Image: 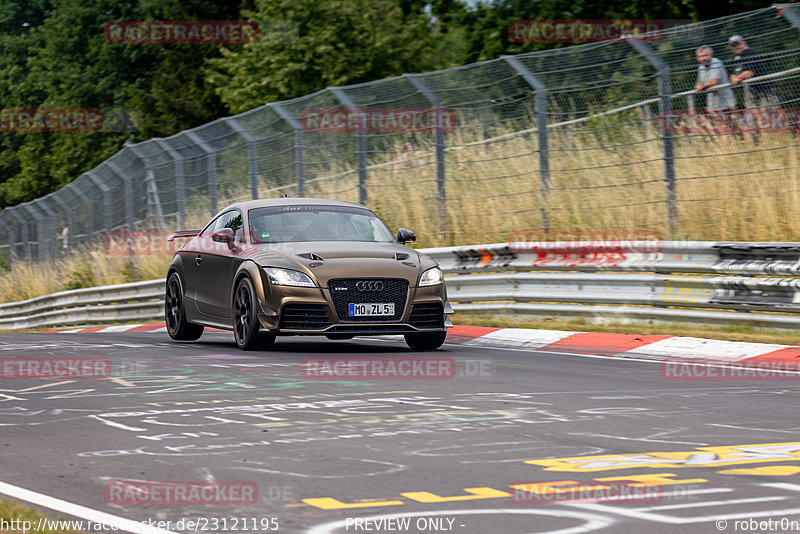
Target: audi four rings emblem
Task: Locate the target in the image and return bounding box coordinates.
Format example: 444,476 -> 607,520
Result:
356,281 -> 384,291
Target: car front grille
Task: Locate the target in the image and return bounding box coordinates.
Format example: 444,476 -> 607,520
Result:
279,304 -> 330,330
328,278 -> 409,322
408,303 -> 444,329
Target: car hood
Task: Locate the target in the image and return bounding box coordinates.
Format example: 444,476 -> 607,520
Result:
245,241 -> 436,287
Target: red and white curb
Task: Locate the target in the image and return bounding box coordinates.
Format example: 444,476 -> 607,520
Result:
39,323 -> 800,365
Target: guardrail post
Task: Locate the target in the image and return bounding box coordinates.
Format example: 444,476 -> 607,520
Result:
152,139 -> 186,227
184,131 -> 219,214
405,74 -> 449,241
86,170 -> 113,234
330,87 -> 368,205
626,37 -> 678,237
502,56 -> 550,231
222,118 -> 260,200
268,103 -> 306,197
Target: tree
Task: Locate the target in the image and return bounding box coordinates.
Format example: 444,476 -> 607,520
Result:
0,0 -> 243,208
206,0 -> 438,112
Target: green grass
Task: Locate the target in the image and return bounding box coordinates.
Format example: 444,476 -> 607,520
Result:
0,499 -> 87,534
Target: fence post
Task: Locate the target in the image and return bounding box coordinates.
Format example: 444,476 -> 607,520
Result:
222,118 -> 260,200
626,37 -> 678,237
69,181 -> 94,241
86,170 -> 113,234
184,131 -> 219,214
330,87 -> 368,205
6,208 -> 27,260
106,160 -> 135,231
405,74 -> 449,241
50,193 -> 72,255
22,202 -> 47,263
502,56 -> 550,231
125,143 -> 167,231
778,5 -> 800,31
268,103 -> 306,197
152,139 -> 186,227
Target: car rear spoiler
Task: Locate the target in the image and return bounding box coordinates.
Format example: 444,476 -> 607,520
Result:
166,230 -> 201,241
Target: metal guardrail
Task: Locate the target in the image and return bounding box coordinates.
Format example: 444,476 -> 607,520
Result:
0,280 -> 164,330
4,241 -> 800,330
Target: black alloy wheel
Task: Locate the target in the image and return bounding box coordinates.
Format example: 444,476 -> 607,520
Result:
165,273 -> 204,341
233,277 -> 275,350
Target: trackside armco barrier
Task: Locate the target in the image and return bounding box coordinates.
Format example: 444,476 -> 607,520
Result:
5,241 -> 800,330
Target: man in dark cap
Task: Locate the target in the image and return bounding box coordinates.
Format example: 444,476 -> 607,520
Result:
729,35 -> 780,135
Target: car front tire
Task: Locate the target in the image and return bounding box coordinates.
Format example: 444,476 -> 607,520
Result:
165,273 -> 204,341
233,277 -> 275,350
404,331 -> 447,351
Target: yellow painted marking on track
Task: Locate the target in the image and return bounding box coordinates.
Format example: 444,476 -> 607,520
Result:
525,442 -> 800,472
718,465 -> 800,476
400,487 -> 510,503
301,497 -> 404,510
594,473 -> 707,486
0,380 -> 75,393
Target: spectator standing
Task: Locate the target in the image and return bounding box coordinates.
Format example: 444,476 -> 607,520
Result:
695,46 -> 736,133
728,35 -> 779,107
729,35 -> 780,137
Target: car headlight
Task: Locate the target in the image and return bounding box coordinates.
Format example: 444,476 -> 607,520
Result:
419,267 -> 443,286
265,268 -> 316,287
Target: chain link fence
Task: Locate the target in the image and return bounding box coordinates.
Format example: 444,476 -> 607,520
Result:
1,5 -> 800,264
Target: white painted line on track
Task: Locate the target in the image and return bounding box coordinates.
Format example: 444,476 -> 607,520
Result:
0,480 -> 179,534
307,508 -> 613,534
625,337 -> 787,361
98,324 -> 145,333
639,496 -> 787,511
466,328 -> 581,349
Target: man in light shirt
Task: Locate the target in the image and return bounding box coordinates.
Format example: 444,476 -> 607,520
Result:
695,46 -> 736,134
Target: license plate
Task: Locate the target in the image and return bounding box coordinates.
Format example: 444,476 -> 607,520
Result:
349,303 -> 394,316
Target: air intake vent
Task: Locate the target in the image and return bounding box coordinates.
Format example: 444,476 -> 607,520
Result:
408,303 -> 444,329
395,253 -> 410,260
279,304 -> 330,330
297,253 -> 325,261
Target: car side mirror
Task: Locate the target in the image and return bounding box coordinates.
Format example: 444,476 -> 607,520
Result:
396,228 -> 416,245
211,228 -> 236,249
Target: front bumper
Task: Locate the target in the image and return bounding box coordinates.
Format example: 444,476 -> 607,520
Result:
257,282 -> 450,335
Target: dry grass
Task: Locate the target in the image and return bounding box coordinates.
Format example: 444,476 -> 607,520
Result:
0,244 -> 172,303
1,117 -> 799,302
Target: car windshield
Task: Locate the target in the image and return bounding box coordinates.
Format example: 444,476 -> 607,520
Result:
248,205 -> 395,243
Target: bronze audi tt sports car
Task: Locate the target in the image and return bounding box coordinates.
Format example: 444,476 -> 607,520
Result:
165,198 -> 453,350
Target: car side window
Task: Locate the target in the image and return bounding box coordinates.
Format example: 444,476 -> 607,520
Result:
199,210 -> 244,241
216,210 -> 244,242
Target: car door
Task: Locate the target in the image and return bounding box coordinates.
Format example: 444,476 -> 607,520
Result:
195,209 -> 243,318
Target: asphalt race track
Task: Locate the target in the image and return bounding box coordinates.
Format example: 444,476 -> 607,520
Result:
1,330 -> 800,534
